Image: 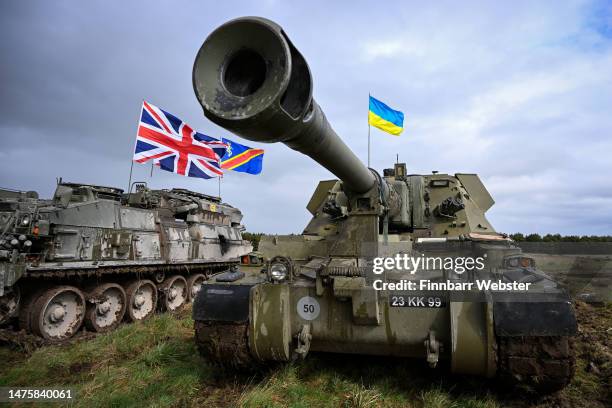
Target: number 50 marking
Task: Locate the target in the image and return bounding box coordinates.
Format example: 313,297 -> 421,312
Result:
297,296 -> 320,320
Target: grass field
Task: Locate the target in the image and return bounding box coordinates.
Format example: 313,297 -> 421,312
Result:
0,302 -> 609,408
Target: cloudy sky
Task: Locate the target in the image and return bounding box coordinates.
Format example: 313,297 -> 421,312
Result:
1,0 -> 611,235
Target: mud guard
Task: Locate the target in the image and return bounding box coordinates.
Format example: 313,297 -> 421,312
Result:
193,284 -> 254,323
493,292 -> 577,337
249,283 -> 292,362
192,282 -> 293,363
449,300 -> 497,377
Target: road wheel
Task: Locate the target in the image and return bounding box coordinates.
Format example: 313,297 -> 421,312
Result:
18,287 -> 46,333
85,283 -> 126,332
186,274 -> 207,302
31,286 -> 85,341
125,280 -> 157,322
159,275 -> 188,311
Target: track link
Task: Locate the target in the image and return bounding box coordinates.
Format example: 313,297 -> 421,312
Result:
194,321 -> 254,367
498,336 -> 575,393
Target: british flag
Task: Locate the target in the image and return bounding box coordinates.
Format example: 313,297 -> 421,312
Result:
133,101 -> 227,179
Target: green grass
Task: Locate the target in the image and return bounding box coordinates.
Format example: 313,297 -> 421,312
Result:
0,303 -> 608,407
0,308 -> 213,407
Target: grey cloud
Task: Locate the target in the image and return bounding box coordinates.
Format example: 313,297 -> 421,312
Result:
0,0 -> 611,235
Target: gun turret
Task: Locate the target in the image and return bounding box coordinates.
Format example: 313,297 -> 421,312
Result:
192,17 -> 375,194
192,17 -> 498,239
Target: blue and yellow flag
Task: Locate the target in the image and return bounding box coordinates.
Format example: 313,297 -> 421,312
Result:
220,138 -> 264,175
368,96 -> 404,136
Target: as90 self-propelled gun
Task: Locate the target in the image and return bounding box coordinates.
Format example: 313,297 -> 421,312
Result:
0,182 -> 252,340
191,17 -> 577,392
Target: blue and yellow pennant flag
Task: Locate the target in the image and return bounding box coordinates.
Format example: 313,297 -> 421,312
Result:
220,138 -> 264,175
368,96 -> 404,136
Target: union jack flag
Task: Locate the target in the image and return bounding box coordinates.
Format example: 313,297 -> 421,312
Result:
133,101 -> 227,179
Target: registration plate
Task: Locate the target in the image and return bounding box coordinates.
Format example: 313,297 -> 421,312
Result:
390,295 -> 446,308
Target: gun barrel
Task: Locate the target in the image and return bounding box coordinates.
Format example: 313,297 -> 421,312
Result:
192,17 -> 375,193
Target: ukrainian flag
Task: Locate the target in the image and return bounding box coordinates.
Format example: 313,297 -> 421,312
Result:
368,96 -> 404,136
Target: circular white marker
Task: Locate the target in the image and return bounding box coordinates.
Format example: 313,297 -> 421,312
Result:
297,296 -> 320,321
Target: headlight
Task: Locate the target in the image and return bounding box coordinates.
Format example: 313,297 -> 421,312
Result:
21,215 -> 30,226
505,256 -> 535,269
267,256 -> 294,283
270,263 -> 288,282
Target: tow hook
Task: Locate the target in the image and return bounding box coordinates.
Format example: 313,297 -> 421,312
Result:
294,324 -> 312,359
425,330 -> 442,368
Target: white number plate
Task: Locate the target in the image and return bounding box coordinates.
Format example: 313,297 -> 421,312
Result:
390,295 -> 446,308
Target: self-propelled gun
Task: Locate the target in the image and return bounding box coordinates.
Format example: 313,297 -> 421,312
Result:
191,17 -> 577,392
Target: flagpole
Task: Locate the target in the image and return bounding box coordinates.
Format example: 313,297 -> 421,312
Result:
367,93 -> 371,168
127,161 -> 134,195
368,124 -> 371,168
218,176 -> 221,199
127,100 -> 145,197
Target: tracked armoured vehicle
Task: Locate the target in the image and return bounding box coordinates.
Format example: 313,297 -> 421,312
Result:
0,181 -> 252,340
191,17 -> 577,392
